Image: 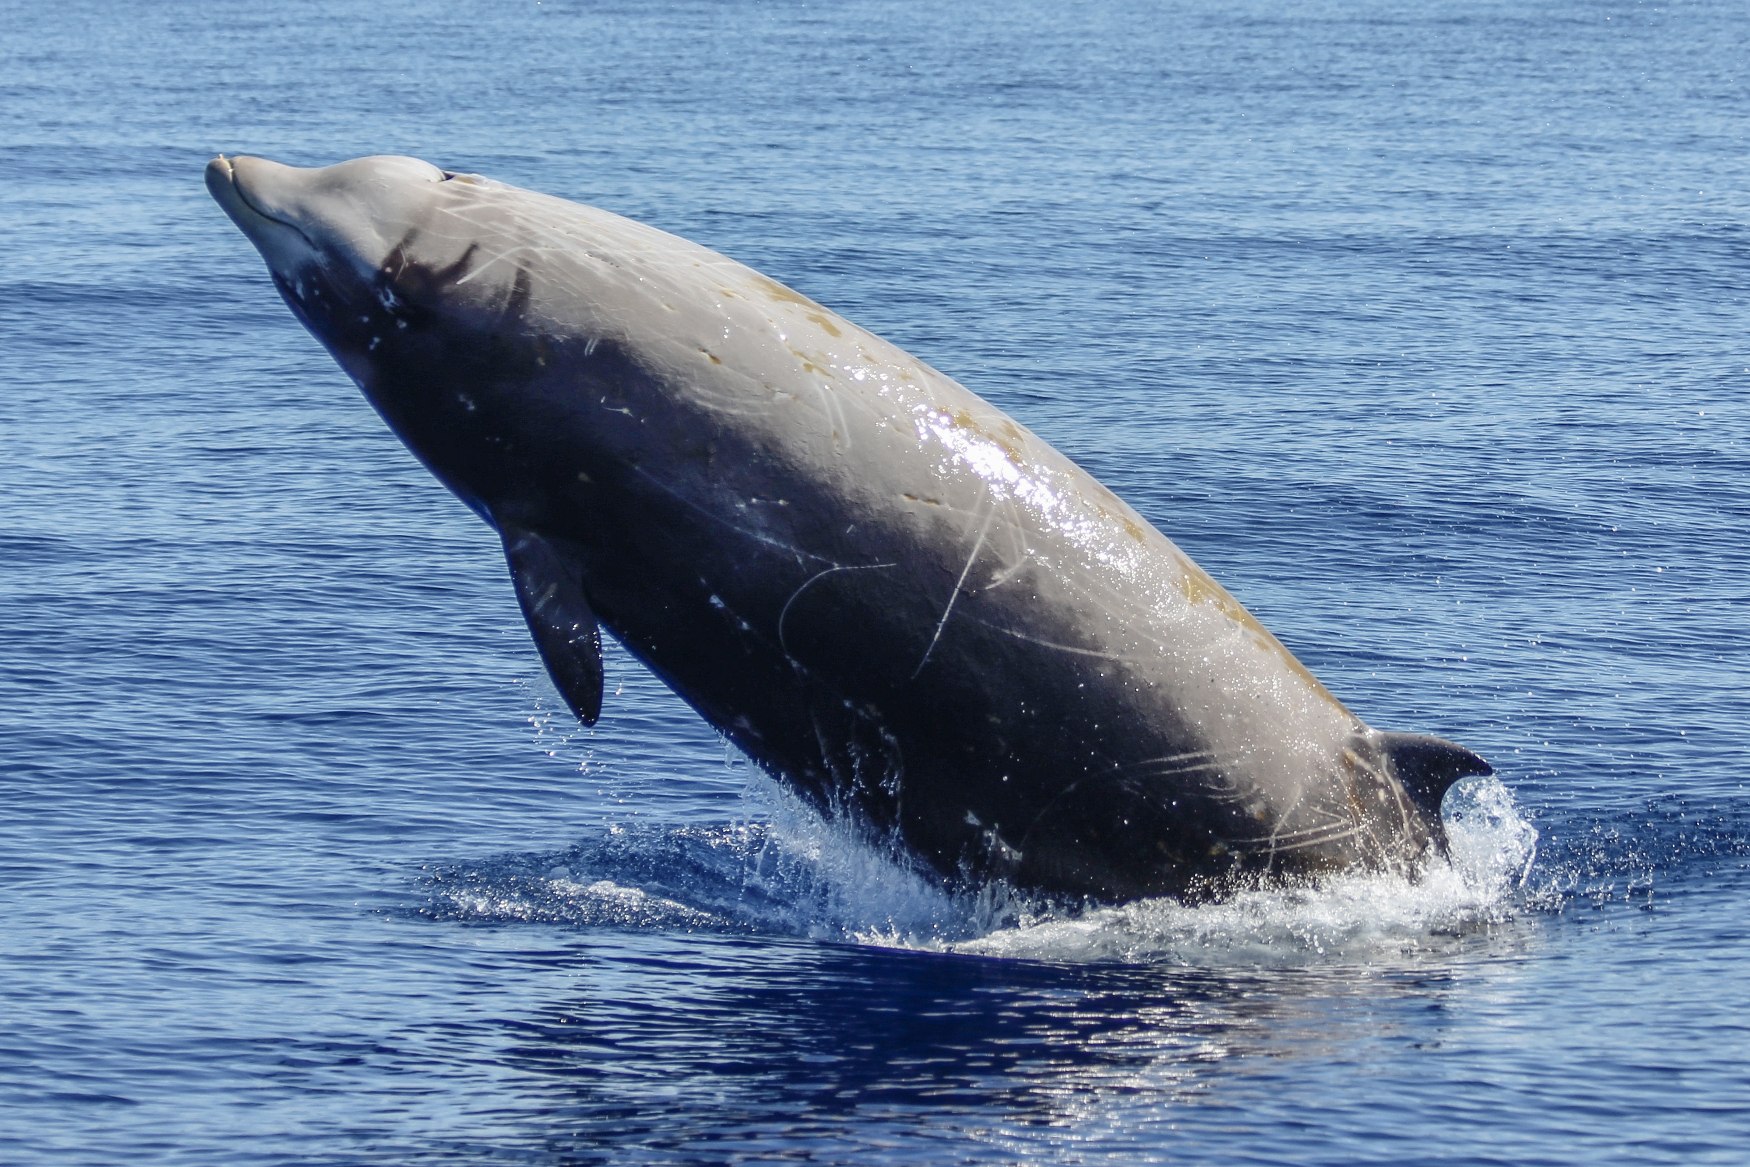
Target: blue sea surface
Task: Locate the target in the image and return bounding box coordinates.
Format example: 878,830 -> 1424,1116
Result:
3,0 -> 1748,1163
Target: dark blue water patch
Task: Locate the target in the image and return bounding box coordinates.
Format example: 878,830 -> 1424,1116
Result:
0,532 -> 108,566
283,921 -> 1571,1167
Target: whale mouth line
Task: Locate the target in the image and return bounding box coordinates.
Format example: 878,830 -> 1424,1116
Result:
208,154 -> 321,257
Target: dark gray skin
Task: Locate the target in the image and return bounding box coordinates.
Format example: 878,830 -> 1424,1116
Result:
208,154 -> 1492,903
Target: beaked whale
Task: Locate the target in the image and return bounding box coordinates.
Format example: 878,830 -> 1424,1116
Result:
207,153 -> 1492,903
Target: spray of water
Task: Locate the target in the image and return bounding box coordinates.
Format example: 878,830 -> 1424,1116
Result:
955,776 -> 1539,963
421,772 -> 1541,965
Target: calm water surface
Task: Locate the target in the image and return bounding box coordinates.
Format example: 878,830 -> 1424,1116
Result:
3,1 -> 1747,1163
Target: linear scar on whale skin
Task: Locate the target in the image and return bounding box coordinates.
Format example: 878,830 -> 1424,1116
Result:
207,153 -> 1494,903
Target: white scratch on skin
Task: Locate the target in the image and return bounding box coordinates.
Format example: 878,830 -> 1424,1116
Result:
807,711 -> 840,784
448,241 -> 524,285
626,464 -> 832,564
1248,816 -> 1364,862
957,614 -> 1133,664
801,371 -> 852,453
778,562 -> 897,659
1124,752 -> 1225,778
1128,749 -> 1217,767
911,504 -> 997,679
973,496 -> 1034,590
1343,744 -> 1421,843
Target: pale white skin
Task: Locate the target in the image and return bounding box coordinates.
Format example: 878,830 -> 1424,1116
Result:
210,155 -> 1479,899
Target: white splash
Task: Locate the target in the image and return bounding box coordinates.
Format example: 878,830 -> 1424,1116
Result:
732,779 -> 1000,945
424,772 -> 1539,967
947,775 -> 1538,964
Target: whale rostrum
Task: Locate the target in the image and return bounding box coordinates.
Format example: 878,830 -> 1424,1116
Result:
208,154 -> 1492,902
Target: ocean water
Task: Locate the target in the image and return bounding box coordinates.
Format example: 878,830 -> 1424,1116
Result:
3,0 -> 1747,1163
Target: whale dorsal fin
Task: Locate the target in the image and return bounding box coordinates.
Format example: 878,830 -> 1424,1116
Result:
500,526 -> 603,726
1378,731 -> 1493,819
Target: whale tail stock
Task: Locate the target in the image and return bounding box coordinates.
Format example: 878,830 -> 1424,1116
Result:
1376,730 -> 1494,822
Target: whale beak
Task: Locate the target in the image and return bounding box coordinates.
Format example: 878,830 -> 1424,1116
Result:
205,153 -> 235,198
206,154 -> 253,231
206,154 -> 282,229
206,154 -> 323,277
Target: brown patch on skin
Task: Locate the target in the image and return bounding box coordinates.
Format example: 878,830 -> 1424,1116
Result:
752,275 -> 821,308
1179,566 -> 1261,633
991,423 -> 1027,464
1178,565 -> 1351,713
901,492 -> 944,506
938,406 -> 1029,466
786,344 -> 832,379
749,276 -> 845,338
1089,485 -> 1148,544
700,350 -> 723,365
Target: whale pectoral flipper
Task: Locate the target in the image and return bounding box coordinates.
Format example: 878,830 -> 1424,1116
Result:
500,526 -> 604,726
1377,731 -> 1493,819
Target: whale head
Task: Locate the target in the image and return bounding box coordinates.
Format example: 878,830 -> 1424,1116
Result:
207,154 -> 449,277
206,154 -> 505,381
208,153 -> 550,521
